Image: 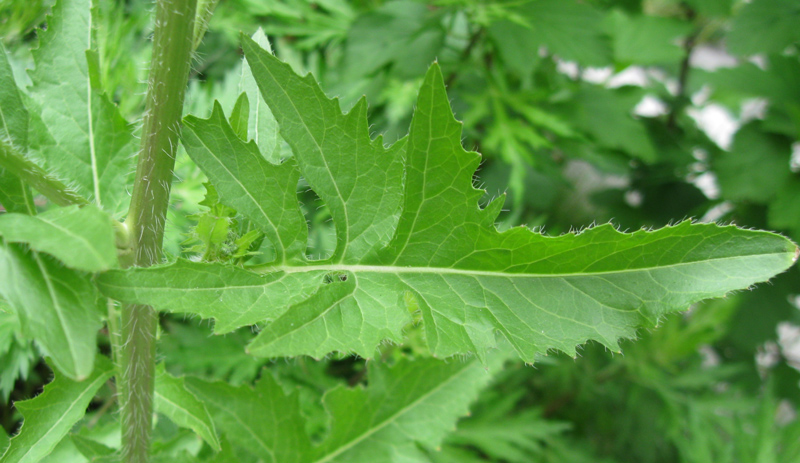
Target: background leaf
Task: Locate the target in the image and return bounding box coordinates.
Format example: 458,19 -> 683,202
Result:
0,356 -> 112,463
0,205 -> 117,272
186,355 -> 503,463
154,364 -> 220,451
0,242 -> 103,380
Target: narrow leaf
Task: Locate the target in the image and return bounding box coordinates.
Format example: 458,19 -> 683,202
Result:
0,242 -> 103,380
0,356 -> 113,463
154,364 -> 221,451
0,204 -> 117,272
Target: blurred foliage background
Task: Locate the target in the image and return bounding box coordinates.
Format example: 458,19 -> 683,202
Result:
2,0 -> 800,461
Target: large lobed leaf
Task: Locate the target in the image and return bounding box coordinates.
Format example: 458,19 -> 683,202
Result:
97,36 -> 800,363
186,355 -> 503,463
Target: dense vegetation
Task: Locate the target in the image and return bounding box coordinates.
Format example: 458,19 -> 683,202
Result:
1,0 -> 799,462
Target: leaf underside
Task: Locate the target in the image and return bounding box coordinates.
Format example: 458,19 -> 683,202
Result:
96,36 -> 800,363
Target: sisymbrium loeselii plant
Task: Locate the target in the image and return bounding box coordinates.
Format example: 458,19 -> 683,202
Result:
0,0 -> 798,462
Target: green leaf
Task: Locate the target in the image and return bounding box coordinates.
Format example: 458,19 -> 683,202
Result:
769,180 -> 800,240
97,41 -> 799,363
0,168 -> 35,215
0,356 -> 113,463
0,43 -> 34,215
186,356 -> 502,462
505,0 -> 612,66
727,0 -> 800,56
228,92 -> 250,140
0,204 -> 118,272
159,320 -> 263,385
182,102 -> 308,263
0,139 -> 89,208
685,0 -> 732,17
243,35 -> 407,264
204,436 -> 237,463
605,10 -> 692,66
26,0 -> 135,214
185,370 -> 310,462
559,85 -> 657,162
343,1 -> 445,80
0,310 -> 36,402
0,43 -> 27,149
714,123 -> 792,203
0,242 -> 103,380
154,364 -> 221,451
70,435 -> 116,461
239,29 -> 281,163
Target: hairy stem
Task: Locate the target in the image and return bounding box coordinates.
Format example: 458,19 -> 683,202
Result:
119,0 -> 196,461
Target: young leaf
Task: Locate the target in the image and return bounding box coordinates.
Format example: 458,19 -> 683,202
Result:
0,242 -> 103,380
0,204 -> 118,272
26,0 -> 135,214
154,364 -> 220,451
97,39 -> 799,363
0,356 -> 113,463
186,356 -> 502,462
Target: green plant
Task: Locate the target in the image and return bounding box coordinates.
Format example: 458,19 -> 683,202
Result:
0,1 -> 798,462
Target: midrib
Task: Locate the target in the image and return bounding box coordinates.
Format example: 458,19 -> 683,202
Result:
263,252 -> 785,279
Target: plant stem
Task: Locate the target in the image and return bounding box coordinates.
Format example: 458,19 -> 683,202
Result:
119,0 -> 196,461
